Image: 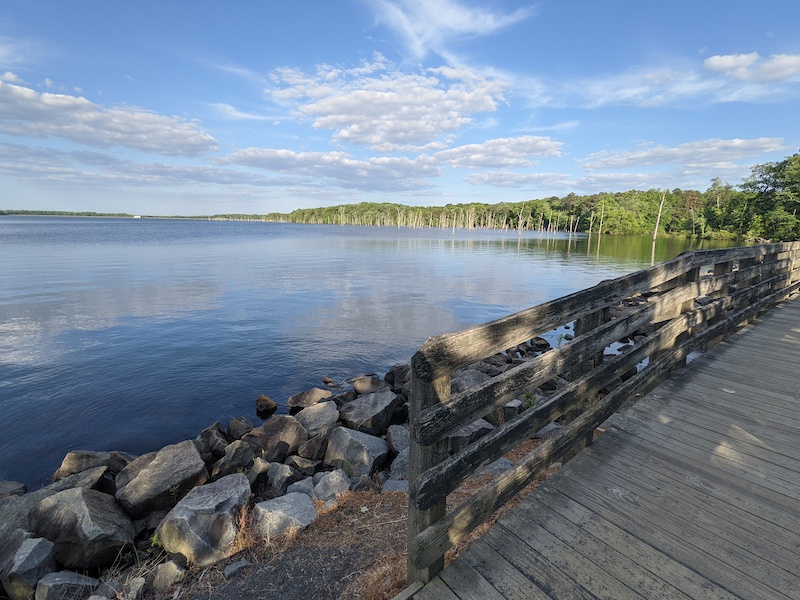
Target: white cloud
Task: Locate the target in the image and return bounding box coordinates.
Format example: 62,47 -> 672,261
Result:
268,56 -> 508,152
582,138 -> 787,172
368,0 -> 534,61
220,147 -> 441,192
212,103 -> 277,121
705,53 -> 800,83
466,170 -> 572,189
434,135 -> 563,169
0,82 -> 218,156
1,71 -> 21,83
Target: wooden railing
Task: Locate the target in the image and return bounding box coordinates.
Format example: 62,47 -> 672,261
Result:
405,242 -> 800,584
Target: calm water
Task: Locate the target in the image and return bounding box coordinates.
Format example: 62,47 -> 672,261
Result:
0,217 -> 736,488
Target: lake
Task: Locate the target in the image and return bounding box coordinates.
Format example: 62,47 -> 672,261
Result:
0,216 -> 736,488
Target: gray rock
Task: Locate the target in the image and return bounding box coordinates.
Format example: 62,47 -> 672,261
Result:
210,440 -> 255,481
223,559 -> 250,579
51,450 -> 134,481
352,375 -> 390,395
312,469 -> 350,501
241,415 -> 308,463
0,481 -> 26,500
350,474 -> 379,492
115,440 -> 208,519
267,464 -> 302,496
389,447 -> 409,480
480,457 -> 514,476
1,537 -> 56,600
286,477 -> 314,496
246,457 -> 270,489
198,422 -> 229,460
255,395 -> 278,419
34,571 -> 99,600
120,576 -> 145,600
324,427 -> 389,478
227,417 -> 254,441
287,387 -> 332,411
28,488 -> 135,569
251,493 -> 317,539
284,456 -> 319,477
533,422 -> 563,439
294,402 -> 339,437
381,480 -> 409,493
0,468 -> 108,553
448,419 -> 494,454
150,560 -> 186,593
384,364 -> 412,393
385,424 -> 410,455
451,370 -> 492,394
338,390 -> 399,436
0,529 -> 30,578
156,473 -> 251,568
297,431 -> 330,461
114,452 -> 156,491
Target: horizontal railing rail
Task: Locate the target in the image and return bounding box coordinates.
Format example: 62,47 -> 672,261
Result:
406,241 -> 800,584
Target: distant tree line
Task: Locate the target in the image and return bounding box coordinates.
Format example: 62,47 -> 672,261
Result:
5,152 -> 798,241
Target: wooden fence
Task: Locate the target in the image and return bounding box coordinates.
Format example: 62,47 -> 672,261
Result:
405,241 -> 800,584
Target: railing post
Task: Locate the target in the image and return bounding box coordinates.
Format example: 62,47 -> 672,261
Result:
650,264 -> 699,374
407,368 -> 451,584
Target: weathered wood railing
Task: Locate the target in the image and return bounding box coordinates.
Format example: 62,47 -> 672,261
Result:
405,241 -> 800,585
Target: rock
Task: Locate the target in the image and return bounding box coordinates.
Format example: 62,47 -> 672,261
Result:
34,571 -> 99,600
312,469 -> 350,502
0,467 -> 108,553
532,337 -> 551,350
297,431 -> 330,461
451,370 -> 492,394
338,390 -> 399,436
246,457 -> 270,489
384,364 -> 412,393
114,452 -> 156,491
385,424 -> 410,455
294,401 -> 339,437
120,576 -> 145,600
1,537 -> 56,600
324,427 -> 389,478
115,440 -> 208,519
28,488 -> 135,569
448,419 -> 493,454
350,474 -> 379,492
503,399 -> 523,421
51,450 -> 134,481
255,395 -> 278,419
286,388 -> 332,412
322,376 -> 335,387
330,390 -> 357,406
352,375 -> 389,395
227,417 -> 254,441
150,560 -> 186,593
0,481 -> 26,500
223,559 -> 250,579
210,441 -> 255,481
241,415 -> 308,463
480,457 -> 514,476
286,477 -> 314,496
389,448 -> 409,480
251,493 -> 317,539
267,464 -> 302,496
198,422 -> 229,460
382,480 -> 409,493
0,529 -> 30,577
284,456 -> 319,477
156,473 -> 251,568
533,422 -> 563,440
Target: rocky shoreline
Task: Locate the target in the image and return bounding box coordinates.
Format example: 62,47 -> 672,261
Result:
0,330 -> 636,600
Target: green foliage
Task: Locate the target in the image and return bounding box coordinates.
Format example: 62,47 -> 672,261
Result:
521,391 -> 538,409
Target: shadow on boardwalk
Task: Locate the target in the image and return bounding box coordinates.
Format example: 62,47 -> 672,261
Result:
412,297 -> 800,600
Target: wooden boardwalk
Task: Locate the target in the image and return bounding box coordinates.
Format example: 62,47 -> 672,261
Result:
411,296 -> 800,599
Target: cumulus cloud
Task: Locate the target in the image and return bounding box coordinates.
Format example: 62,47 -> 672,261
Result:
0,82 -> 218,156
582,138 -> 787,172
434,135 -> 563,169
1,71 -> 21,83
705,52 -> 800,83
368,0 -> 534,61
268,55 -> 508,152
220,147 -> 441,192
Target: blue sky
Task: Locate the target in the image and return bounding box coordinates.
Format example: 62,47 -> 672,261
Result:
1,0 -> 798,215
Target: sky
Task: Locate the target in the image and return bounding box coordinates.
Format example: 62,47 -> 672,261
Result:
1,0 -> 799,216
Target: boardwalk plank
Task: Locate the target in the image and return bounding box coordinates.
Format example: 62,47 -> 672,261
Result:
459,540 -> 550,600
437,558 -> 506,600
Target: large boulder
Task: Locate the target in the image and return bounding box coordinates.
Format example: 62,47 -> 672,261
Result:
241,415 -> 308,463
28,488 -> 135,569
156,473 -> 251,568
451,369 -> 492,394
255,395 -> 278,419
352,375 -> 390,395
266,464 -> 302,496
227,417 -> 254,441
0,481 -> 26,500
384,364 -> 412,393
251,493 -> 317,539
297,431 -> 330,461
51,450 -> 135,481
448,419 -> 494,454
287,388 -> 332,411
115,440 -> 208,519
34,571 -> 99,600
323,427 -> 388,478
312,469 -> 350,502
294,402 -> 339,437
338,391 -> 399,436
197,423 -> 228,460
209,441 -> 255,481
0,467 -> 108,554
385,424 -> 410,455
0,536 -> 56,600
389,448 -> 409,481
